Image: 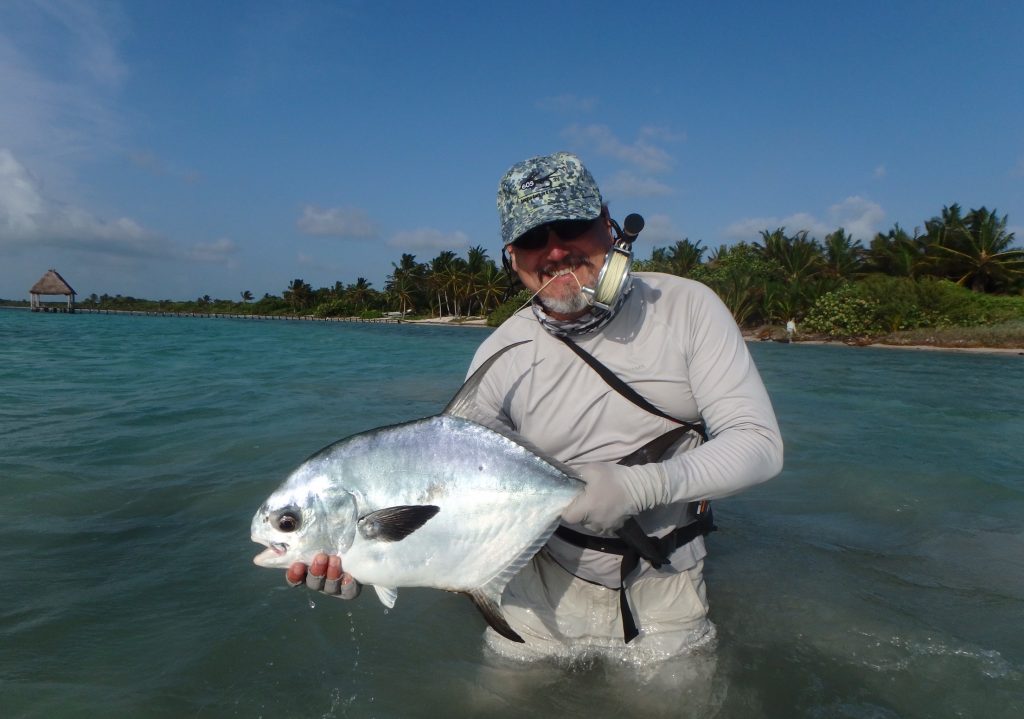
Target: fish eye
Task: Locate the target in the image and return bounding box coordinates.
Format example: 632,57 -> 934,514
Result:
273,508 -> 301,533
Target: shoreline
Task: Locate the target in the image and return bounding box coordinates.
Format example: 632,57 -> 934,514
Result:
745,332 -> 1024,356
8,306 -> 1020,353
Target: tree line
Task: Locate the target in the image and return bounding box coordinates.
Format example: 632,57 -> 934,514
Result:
74,203 -> 1023,336
633,204 -> 1024,335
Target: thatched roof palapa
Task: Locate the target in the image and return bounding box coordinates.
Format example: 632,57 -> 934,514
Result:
30,269 -> 76,296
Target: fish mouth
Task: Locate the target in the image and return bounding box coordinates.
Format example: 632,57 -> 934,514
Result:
252,540 -> 290,567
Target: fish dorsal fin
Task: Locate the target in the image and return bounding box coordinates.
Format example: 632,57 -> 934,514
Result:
374,585 -> 398,608
358,505 -> 440,542
443,340 -> 531,420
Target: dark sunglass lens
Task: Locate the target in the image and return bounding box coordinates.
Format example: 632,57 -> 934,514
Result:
512,218 -> 594,249
512,226 -> 550,250
550,219 -> 594,240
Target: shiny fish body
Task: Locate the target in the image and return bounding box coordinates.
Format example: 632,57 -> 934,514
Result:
253,413 -> 580,589
251,341 -> 582,642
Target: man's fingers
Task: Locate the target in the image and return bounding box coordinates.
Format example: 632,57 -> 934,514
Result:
339,574 -> 361,600
304,553 -> 329,591
286,562 -> 307,587
285,554 -> 355,597
323,556 -> 343,594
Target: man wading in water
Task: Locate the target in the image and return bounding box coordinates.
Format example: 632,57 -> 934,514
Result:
288,152 -> 783,660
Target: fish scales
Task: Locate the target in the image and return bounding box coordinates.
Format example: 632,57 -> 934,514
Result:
251,341 -> 583,642
308,414 -> 578,590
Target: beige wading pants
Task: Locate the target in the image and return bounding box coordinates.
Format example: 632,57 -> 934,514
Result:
484,549 -> 714,662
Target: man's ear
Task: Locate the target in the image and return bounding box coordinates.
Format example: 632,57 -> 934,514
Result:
507,247 -> 520,272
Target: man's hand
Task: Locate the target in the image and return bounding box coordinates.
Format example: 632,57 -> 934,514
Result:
561,462 -> 666,534
286,553 -> 361,600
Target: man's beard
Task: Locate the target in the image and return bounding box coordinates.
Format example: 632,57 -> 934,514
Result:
537,259 -> 595,316
539,287 -> 591,315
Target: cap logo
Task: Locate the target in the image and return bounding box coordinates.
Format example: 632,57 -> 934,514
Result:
516,170 -> 563,202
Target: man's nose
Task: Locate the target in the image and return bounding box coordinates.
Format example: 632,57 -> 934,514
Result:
543,231 -> 573,259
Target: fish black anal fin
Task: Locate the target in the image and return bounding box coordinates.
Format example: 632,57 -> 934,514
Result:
358,505 -> 440,542
464,589 -> 524,643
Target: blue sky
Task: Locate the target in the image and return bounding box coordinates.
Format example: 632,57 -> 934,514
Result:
2,0 -> 1022,301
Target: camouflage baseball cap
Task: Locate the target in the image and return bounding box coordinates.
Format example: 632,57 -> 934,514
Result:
496,152 -> 603,246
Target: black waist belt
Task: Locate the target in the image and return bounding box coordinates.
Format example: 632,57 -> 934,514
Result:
554,505 -> 716,642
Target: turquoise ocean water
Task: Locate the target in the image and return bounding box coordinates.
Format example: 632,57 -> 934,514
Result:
1,308 -> 1021,718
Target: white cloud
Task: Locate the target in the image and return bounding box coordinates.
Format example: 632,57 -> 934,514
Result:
827,196 -> 885,242
602,171 -> 674,198
874,164 -> 887,179
639,125 -> 687,144
723,213 -> 828,242
0,148 -> 168,257
296,205 -> 378,238
562,124 -> 675,174
0,2 -> 126,166
188,237 -> 237,265
387,228 -> 469,250
724,196 -> 885,244
635,213 -> 687,247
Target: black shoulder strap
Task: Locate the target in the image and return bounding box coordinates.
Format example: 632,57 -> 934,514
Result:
555,335 -> 708,441
554,333 -> 712,643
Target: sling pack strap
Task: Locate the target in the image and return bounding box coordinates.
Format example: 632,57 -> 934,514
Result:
553,334 -> 714,642
554,505 -> 716,642
555,335 -> 708,441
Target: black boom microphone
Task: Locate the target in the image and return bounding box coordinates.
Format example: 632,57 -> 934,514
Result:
621,213 -> 645,243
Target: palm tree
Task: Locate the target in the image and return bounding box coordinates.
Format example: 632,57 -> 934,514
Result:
240,290 -> 254,302
473,263 -> 509,315
865,224 -> 930,278
757,228 -> 826,283
386,253 -> 427,315
822,229 -> 864,280
283,278 -> 312,312
930,206 -> 1024,292
754,228 -> 827,322
640,239 -> 706,276
428,251 -> 459,316
346,277 -> 373,310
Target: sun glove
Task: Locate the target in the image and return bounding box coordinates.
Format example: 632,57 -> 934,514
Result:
561,461 -> 668,534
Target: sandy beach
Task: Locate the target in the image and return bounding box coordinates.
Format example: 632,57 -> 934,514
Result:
748,334 -> 1024,356
409,317 -> 1023,355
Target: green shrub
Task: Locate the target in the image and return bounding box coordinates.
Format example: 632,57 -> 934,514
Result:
487,289 -> 533,327
803,283 -> 883,337
854,275 -> 930,331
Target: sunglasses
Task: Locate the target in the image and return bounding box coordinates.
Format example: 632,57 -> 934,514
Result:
510,218 -> 597,250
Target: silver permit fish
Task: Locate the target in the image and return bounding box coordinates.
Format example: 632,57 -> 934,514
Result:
251,341 -> 581,643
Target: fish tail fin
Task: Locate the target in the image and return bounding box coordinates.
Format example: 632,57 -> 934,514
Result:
465,589 -> 523,643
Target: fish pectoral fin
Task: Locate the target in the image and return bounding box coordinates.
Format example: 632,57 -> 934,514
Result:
464,589 -> 523,643
373,584 -> 399,608
358,505 -> 440,542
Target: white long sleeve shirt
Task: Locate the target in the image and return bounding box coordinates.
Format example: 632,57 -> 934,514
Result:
466,273 -> 783,585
